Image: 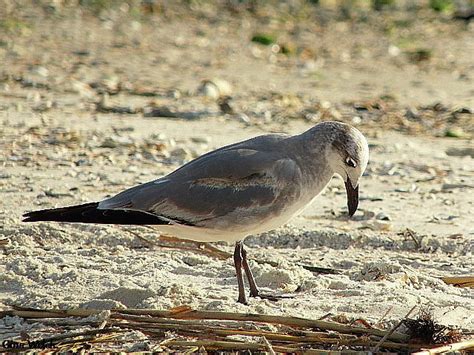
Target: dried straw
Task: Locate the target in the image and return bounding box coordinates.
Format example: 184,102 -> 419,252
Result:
411,337 -> 474,355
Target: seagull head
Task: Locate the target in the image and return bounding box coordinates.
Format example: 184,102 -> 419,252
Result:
324,122 -> 369,217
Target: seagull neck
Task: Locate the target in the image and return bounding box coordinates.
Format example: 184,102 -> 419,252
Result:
295,126 -> 334,157
287,131 -> 335,188
300,124 -> 337,147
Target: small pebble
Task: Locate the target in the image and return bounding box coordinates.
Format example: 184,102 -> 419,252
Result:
362,220 -> 393,231
170,147 -> 192,160
237,113 -> 251,124
445,147 -> 474,158
376,212 -> 391,221
388,45 -> 401,57
197,78 -> 232,99
190,136 -> 211,144
30,66 -> 49,77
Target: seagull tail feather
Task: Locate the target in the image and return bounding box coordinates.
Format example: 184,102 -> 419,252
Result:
22,202 -> 170,225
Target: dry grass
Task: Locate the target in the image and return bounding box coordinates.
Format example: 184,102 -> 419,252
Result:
1,305 -> 472,353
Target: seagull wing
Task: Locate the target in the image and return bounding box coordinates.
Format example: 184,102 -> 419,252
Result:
98,144 -> 302,227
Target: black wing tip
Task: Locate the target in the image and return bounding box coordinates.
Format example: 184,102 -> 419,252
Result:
22,215 -> 35,222
22,210 -> 45,222
21,202 -> 100,223
22,213 -> 47,222
21,202 -> 178,226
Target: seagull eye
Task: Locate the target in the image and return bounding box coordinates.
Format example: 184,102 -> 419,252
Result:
345,157 -> 357,168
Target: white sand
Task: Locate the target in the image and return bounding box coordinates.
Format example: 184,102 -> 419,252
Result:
1,117 -> 473,333
0,8 -> 473,343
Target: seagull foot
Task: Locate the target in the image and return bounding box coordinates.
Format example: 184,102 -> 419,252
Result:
237,294 -> 248,305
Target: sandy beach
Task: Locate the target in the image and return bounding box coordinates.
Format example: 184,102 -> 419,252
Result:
0,1 -> 473,352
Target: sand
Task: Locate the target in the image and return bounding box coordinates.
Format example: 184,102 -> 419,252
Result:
0,3 -> 473,348
1,116 -> 473,330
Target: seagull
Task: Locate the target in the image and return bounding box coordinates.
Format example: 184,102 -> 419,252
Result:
23,121 -> 369,304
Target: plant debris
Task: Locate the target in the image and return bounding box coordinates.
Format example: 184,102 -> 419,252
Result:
404,309 -> 463,345
2,305 -> 470,353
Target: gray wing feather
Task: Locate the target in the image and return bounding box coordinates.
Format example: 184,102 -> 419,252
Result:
98,134 -> 302,226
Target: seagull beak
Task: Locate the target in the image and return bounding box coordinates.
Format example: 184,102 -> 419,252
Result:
344,179 -> 359,217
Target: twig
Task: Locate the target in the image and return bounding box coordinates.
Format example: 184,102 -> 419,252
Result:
124,228 -> 221,258
2,306 -> 442,352
53,333 -> 123,349
441,276 -> 474,288
404,228 -> 421,249
351,318 -> 373,329
118,308 -> 410,342
126,228 -> 231,260
159,234 -> 231,260
411,337 -> 474,355
198,242 -> 232,260
112,313 -> 357,339
125,228 -> 157,248
130,227 -> 278,264
261,336 -> 276,355
0,328 -> 125,353
1,308 -> 96,319
371,304 -> 417,352
300,264 -> 342,274
164,339 -> 292,352
24,318 -> 102,327
317,313 -> 334,320
37,328 -> 123,343
376,306 -> 394,326
3,306 -> 409,342
112,320 -> 414,349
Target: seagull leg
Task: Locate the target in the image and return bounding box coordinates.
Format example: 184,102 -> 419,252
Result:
233,241 -> 247,304
241,243 -> 294,301
240,243 -> 260,297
